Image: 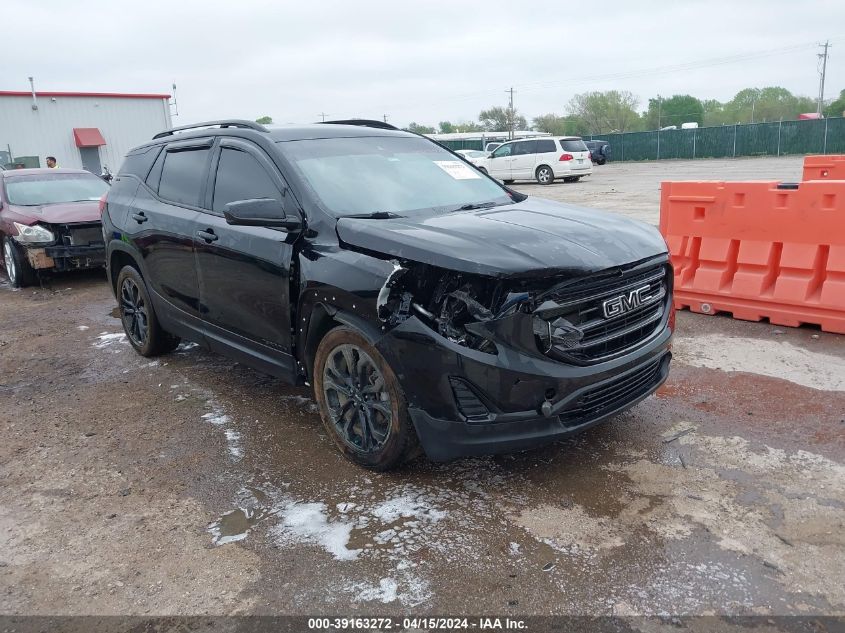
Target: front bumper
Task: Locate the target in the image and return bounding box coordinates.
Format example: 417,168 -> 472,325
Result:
25,244 -> 105,272
376,316 -> 671,461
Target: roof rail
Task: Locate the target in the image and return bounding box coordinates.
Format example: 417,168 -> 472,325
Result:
321,119 -> 399,131
152,119 -> 268,140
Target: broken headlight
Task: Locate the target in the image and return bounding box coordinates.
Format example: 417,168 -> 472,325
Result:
13,222 -> 54,244
377,263 -> 500,354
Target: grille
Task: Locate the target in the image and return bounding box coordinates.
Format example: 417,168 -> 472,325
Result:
535,261 -> 669,364
558,357 -> 664,426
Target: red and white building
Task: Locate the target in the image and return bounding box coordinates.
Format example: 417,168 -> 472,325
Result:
0,89 -> 172,172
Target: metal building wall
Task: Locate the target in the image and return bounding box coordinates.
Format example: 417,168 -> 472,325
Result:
0,94 -> 172,171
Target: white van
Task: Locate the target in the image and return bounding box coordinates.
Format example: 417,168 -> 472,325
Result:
477,136 -> 592,185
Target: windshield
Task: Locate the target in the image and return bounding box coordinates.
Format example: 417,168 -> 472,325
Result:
5,173 -> 109,206
282,136 -> 512,216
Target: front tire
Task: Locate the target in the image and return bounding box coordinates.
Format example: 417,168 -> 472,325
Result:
3,236 -> 36,288
535,166 -> 554,185
313,326 -> 420,470
116,265 -> 180,356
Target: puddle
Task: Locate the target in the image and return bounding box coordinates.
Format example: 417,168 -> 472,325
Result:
208,485 -> 276,545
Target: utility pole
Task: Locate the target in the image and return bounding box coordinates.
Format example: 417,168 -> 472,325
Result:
656,95 -> 661,160
318,112 -> 327,122
506,87 -> 515,140
383,114 -> 388,123
817,40 -> 831,114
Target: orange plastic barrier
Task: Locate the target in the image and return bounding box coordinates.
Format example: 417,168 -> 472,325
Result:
660,180 -> 845,334
803,155 -> 845,181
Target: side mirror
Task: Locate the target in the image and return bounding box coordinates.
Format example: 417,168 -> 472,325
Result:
224,198 -> 302,230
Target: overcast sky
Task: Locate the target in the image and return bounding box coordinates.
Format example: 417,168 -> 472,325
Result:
4,0 -> 843,127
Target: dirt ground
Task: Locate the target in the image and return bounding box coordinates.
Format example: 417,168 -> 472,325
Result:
1,156 -> 844,620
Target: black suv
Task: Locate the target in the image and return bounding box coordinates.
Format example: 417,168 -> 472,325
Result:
103,119 -> 672,470
585,140 -> 611,165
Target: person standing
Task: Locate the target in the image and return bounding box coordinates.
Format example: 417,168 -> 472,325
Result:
46,156 -> 58,168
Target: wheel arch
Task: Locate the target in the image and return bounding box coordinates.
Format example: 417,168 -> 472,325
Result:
107,242 -> 144,296
301,302 -> 384,382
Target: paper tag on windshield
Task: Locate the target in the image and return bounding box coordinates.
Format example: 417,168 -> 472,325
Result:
434,160 -> 481,180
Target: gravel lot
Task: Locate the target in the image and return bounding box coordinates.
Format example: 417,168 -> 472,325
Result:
2,156 -> 843,620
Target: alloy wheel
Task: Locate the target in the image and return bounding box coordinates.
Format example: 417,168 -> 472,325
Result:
538,168 -> 552,184
120,277 -> 149,346
3,240 -> 17,286
322,344 -> 392,453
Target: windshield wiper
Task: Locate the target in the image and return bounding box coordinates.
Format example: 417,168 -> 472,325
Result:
450,201 -> 501,212
341,211 -> 402,219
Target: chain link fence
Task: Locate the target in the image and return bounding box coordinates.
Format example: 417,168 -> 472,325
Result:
588,117 -> 845,162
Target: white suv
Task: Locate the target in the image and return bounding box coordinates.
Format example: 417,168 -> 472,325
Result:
477,136 -> 592,185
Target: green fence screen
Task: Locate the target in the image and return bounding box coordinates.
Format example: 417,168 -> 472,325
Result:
587,117 -> 845,162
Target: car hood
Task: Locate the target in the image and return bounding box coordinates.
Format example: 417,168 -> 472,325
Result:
335,197 -> 667,278
10,201 -> 101,225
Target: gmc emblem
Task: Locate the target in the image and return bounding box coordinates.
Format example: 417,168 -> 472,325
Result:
602,285 -> 653,319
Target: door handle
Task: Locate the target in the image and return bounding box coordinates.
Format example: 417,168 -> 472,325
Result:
197,229 -> 218,243
131,212 -> 148,223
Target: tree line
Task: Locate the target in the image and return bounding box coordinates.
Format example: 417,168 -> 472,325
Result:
403,87 -> 845,137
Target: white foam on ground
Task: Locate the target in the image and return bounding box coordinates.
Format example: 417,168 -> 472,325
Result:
92,332 -> 127,349
273,502 -> 360,561
347,578 -> 399,604
370,494 -> 447,524
224,429 -> 243,460
673,333 -> 845,391
77,325 -> 89,331
201,403 -> 232,426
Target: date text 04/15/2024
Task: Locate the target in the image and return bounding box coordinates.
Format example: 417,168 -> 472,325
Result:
307,616 -> 528,630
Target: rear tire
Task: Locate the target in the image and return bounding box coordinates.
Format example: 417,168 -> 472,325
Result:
3,236 -> 36,288
116,265 -> 180,357
564,176 -> 582,183
503,179 -> 514,184
535,166 -> 554,185
313,326 -> 420,470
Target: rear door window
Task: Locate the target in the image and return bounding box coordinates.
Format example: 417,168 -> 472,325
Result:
158,147 -> 211,207
511,140 -> 536,155
560,139 -> 588,152
535,139 -> 557,153
212,148 -> 281,213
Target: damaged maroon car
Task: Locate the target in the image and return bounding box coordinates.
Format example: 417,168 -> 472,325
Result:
1,168 -> 109,287
103,119 -> 673,470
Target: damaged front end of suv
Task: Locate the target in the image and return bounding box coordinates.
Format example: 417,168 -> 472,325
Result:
299,202 -> 673,463
368,256 -> 671,460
